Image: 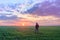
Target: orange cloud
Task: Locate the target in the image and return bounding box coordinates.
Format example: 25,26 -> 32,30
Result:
0,12 -> 60,26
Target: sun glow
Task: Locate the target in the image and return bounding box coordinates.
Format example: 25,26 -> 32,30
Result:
22,23 -> 25,26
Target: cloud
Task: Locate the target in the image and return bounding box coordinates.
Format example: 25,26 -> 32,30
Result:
0,14 -> 18,20
26,0 -> 60,17
0,0 -> 60,26
0,13 -> 60,26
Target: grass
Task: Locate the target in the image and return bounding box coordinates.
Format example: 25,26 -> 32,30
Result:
0,26 -> 60,40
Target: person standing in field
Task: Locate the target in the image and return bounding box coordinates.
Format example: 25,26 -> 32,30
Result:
35,22 -> 39,32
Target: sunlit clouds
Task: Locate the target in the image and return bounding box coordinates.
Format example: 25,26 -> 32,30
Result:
0,12 -> 60,26
0,7 -> 60,26
0,0 -> 60,26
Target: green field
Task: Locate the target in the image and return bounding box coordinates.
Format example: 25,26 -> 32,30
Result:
0,26 -> 60,40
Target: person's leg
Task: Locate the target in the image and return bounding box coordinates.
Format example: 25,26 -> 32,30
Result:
35,28 -> 38,33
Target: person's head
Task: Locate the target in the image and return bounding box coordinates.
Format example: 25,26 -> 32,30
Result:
36,22 -> 38,25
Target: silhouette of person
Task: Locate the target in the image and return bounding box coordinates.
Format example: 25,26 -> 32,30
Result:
35,23 -> 39,32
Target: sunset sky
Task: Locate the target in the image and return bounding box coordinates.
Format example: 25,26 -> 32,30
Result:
0,0 -> 60,26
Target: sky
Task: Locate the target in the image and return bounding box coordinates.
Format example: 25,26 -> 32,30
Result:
0,0 -> 60,26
